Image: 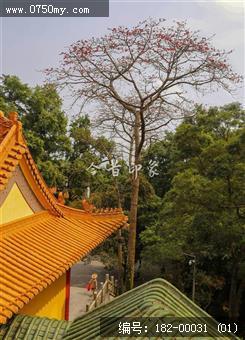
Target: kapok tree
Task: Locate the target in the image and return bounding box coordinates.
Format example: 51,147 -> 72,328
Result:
47,18 -> 241,290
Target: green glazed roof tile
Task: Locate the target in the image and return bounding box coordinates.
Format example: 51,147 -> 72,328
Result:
0,315 -> 70,340
63,278 -> 238,340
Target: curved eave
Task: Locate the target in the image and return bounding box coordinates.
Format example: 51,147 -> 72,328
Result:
0,117 -> 63,216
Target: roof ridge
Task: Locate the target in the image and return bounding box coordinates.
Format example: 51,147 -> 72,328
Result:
64,278 -> 238,340
0,112 -> 63,217
72,278 -> 214,319
58,203 -> 125,217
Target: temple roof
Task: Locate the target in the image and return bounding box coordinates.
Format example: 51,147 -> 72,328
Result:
0,279 -> 237,339
0,111 -> 63,215
0,315 -> 70,339
64,278 -> 237,340
0,112 -> 127,324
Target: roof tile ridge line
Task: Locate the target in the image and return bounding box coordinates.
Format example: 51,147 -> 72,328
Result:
146,279 -> 218,318
93,208 -> 122,216
0,210 -> 51,231
0,125 -> 17,164
92,207 -> 125,216
58,203 -> 126,217
56,203 -> 88,214
115,278 -> 225,324
23,149 -> 64,217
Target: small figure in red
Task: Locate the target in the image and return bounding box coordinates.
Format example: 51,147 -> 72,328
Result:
86,273 -> 98,299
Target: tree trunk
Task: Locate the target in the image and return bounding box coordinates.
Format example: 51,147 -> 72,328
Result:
117,229 -> 124,293
127,174 -> 140,289
127,110 -> 141,290
228,265 -> 244,322
113,175 -> 124,294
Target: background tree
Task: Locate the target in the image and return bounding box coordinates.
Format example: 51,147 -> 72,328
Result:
0,75 -> 70,186
141,103 -> 245,323
66,114 -> 126,202
47,18 -> 241,289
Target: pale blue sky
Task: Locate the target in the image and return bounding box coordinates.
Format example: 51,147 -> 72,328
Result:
1,1 -> 244,115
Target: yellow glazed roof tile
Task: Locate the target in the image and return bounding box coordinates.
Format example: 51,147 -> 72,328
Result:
0,113 -> 128,324
0,210 -> 127,324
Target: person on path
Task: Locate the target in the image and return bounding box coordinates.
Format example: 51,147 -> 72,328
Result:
87,273 -> 98,299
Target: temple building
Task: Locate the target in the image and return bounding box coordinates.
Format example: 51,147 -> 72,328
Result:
0,111 -> 127,324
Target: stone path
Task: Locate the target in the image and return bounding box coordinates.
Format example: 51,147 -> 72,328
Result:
69,259 -> 107,321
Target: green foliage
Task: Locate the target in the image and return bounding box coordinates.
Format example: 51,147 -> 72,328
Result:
141,103 -> 245,320
0,75 -> 70,186
142,134 -> 177,197
37,160 -> 68,187
0,75 -> 31,114
24,84 -> 71,159
65,115 -> 127,204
